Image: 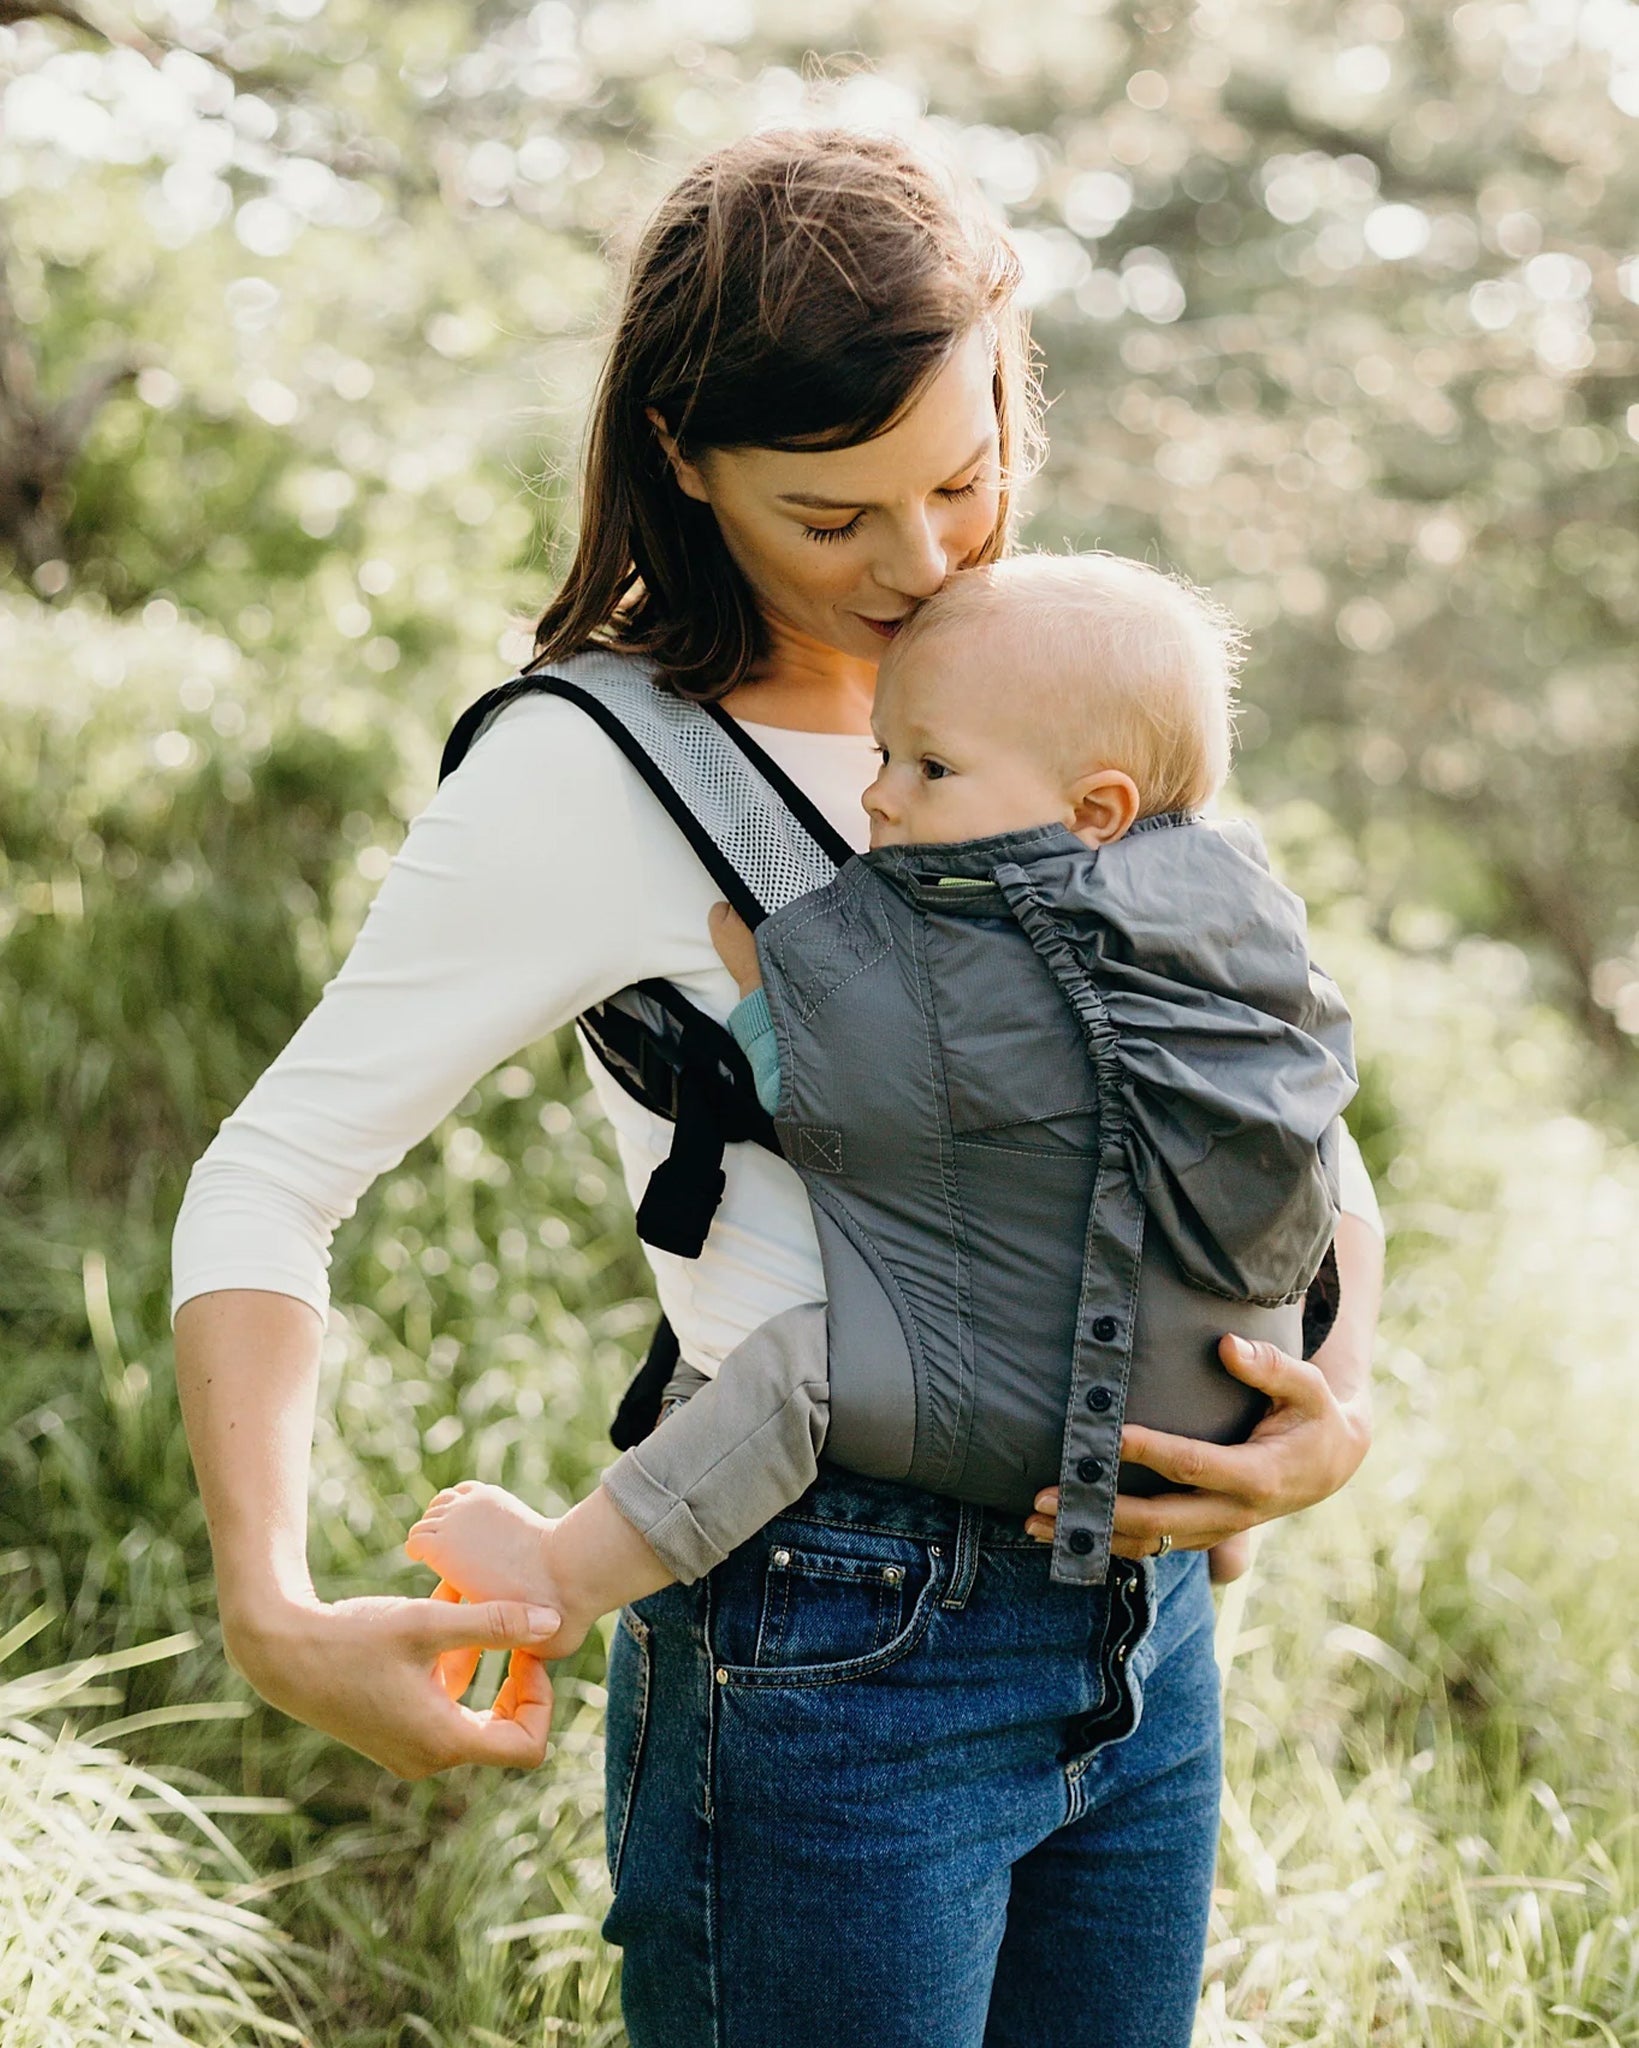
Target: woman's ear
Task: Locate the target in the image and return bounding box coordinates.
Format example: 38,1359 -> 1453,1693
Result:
1069,768 -> 1142,846
644,406 -> 712,505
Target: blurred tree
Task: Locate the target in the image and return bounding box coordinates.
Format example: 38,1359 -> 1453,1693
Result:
0,0 -> 1635,1079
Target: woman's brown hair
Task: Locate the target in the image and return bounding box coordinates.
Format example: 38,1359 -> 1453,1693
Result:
531,125 -> 1047,704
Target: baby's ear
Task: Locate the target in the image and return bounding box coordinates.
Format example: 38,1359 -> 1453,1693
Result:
1070,769 -> 1142,845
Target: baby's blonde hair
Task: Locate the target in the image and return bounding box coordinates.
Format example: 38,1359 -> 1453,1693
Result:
883,551 -> 1245,815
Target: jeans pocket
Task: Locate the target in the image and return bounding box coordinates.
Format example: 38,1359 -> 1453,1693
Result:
709,1522 -> 941,1689
755,1545 -> 909,1669
604,1605 -> 654,1896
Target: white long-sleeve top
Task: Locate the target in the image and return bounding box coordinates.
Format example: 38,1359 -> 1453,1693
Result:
169,682 -> 1382,1374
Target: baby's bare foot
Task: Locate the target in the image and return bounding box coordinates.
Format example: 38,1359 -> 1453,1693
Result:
406,1481 -> 556,1608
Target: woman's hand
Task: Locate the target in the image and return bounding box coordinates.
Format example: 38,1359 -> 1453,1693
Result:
1024,1331 -> 1373,1563
226,1584 -> 564,1781
1025,1211 -> 1381,1566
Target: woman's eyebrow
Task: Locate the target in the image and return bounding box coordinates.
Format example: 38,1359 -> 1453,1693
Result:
775,436 -> 992,510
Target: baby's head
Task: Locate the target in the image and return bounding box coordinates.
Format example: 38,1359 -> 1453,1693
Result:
863,552 -> 1244,851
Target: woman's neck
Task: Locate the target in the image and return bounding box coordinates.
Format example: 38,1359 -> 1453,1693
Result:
715,612 -> 878,735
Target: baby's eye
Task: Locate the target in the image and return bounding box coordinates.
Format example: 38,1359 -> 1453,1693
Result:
920,758 -> 951,781
874,744 -> 890,765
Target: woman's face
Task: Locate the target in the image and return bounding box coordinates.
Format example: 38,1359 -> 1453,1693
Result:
649,323 -> 1002,664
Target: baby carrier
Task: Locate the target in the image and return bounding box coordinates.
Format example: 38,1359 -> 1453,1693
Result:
439,649 -> 1347,1581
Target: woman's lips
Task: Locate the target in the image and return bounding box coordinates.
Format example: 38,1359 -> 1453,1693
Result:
859,615 -> 905,639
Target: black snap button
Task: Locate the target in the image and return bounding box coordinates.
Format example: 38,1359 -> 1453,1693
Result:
1092,1315 -> 1119,1342
1076,1456 -> 1104,1483
1086,1386 -> 1113,1412
1069,1528 -> 1095,1555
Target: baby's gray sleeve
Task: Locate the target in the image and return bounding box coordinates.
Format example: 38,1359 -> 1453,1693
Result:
599,1301 -> 829,1583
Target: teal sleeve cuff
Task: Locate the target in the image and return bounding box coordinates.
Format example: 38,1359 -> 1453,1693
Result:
727,988 -> 782,1116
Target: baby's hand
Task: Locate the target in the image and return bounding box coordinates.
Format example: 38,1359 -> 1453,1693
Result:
708,901 -> 762,999
405,1482 -> 589,1660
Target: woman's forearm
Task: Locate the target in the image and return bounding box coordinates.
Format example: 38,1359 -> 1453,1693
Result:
1312,1210 -> 1383,1439
172,1288 -> 327,1659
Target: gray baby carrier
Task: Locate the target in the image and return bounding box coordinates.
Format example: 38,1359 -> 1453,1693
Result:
440,650 -> 1351,1585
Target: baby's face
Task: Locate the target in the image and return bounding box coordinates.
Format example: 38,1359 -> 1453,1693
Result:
863,653 -> 1069,850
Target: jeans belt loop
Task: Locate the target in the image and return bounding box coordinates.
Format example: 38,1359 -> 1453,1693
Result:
939,1501 -> 983,1611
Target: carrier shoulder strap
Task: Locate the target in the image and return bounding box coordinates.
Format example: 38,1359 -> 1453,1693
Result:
437,649 -> 854,926
437,648 -> 855,1280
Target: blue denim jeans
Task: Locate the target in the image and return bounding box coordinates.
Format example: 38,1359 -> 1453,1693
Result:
601,1453 -> 1222,2047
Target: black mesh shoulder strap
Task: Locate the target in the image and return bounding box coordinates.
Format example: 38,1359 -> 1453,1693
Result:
438,650 -> 853,928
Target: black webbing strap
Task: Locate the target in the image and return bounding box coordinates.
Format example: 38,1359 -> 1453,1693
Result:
611,1313 -> 680,1452
634,1068 -> 726,1259
1299,1236 -> 1341,1359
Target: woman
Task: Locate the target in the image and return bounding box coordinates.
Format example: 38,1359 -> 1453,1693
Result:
171,127 -> 1382,2046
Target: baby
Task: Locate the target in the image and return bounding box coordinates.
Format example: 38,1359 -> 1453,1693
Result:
406,552 -> 1350,1644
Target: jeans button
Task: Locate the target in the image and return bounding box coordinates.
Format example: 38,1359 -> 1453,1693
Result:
1076,1456 -> 1104,1483
1086,1387 -> 1113,1412
1069,1528 -> 1095,1555
1092,1315 -> 1119,1342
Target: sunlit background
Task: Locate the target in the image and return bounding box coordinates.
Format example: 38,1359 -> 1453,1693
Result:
3,3 -> 1637,2042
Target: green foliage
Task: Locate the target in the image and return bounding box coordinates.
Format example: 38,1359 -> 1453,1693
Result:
1201,851 -> 1639,2042
4,0 -> 1637,1068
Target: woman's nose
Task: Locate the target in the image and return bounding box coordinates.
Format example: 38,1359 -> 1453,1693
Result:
873,510 -> 952,602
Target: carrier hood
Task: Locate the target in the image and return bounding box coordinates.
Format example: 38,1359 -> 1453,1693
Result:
964,813 -> 1360,1305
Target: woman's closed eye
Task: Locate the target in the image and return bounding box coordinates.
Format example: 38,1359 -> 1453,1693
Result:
803,513 -> 865,545
801,477 -> 982,545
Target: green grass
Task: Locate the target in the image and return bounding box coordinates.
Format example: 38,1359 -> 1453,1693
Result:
3,593 -> 1637,2042
0,1619 -> 310,2046
1199,871 -> 1639,2045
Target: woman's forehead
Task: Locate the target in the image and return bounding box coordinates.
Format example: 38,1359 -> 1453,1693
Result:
715,331 -> 999,505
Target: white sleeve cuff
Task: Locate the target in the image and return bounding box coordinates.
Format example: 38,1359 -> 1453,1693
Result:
170,1159 -> 337,1327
